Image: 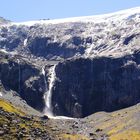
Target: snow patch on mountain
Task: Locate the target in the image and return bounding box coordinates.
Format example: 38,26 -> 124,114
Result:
0,7 -> 140,60
13,7 -> 140,26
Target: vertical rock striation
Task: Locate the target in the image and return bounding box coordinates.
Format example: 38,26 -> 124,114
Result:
52,52 -> 140,118
0,53 -> 46,111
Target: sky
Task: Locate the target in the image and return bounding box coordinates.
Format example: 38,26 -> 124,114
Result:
0,0 -> 140,22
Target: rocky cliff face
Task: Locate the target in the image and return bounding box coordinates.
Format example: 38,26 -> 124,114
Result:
0,7 -> 140,118
0,52 -> 46,111
52,51 -> 140,117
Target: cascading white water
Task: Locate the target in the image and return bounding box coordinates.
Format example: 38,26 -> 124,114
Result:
42,65 -> 74,120
42,66 -> 47,86
42,65 -> 56,117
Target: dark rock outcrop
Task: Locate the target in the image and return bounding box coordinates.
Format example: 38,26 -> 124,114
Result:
0,53 -> 45,111
52,52 -> 140,118
28,36 -> 85,59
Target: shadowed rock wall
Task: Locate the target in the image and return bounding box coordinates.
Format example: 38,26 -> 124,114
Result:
52,51 -> 140,118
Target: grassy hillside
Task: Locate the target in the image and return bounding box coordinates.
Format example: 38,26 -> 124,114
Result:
0,99 -> 55,139
0,98 -> 140,140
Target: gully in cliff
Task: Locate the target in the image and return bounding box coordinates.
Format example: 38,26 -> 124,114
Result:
17,59 -> 21,95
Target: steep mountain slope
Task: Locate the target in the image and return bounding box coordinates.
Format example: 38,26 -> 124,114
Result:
0,7 -> 140,60
0,7 -> 140,116
0,99 -> 58,140
0,7 -> 140,140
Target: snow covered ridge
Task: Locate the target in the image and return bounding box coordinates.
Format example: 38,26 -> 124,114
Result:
12,7 -> 140,26
0,7 -> 140,59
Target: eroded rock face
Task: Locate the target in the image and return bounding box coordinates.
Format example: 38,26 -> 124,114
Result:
0,53 -> 45,111
1,9 -> 140,60
52,51 -> 140,118
28,36 -> 85,59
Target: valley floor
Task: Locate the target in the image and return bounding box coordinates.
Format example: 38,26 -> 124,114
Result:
0,97 -> 140,140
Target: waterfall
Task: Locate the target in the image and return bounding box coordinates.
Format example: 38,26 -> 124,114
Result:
23,38 -> 28,46
42,65 -> 56,117
42,65 -> 74,120
42,66 -> 47,86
